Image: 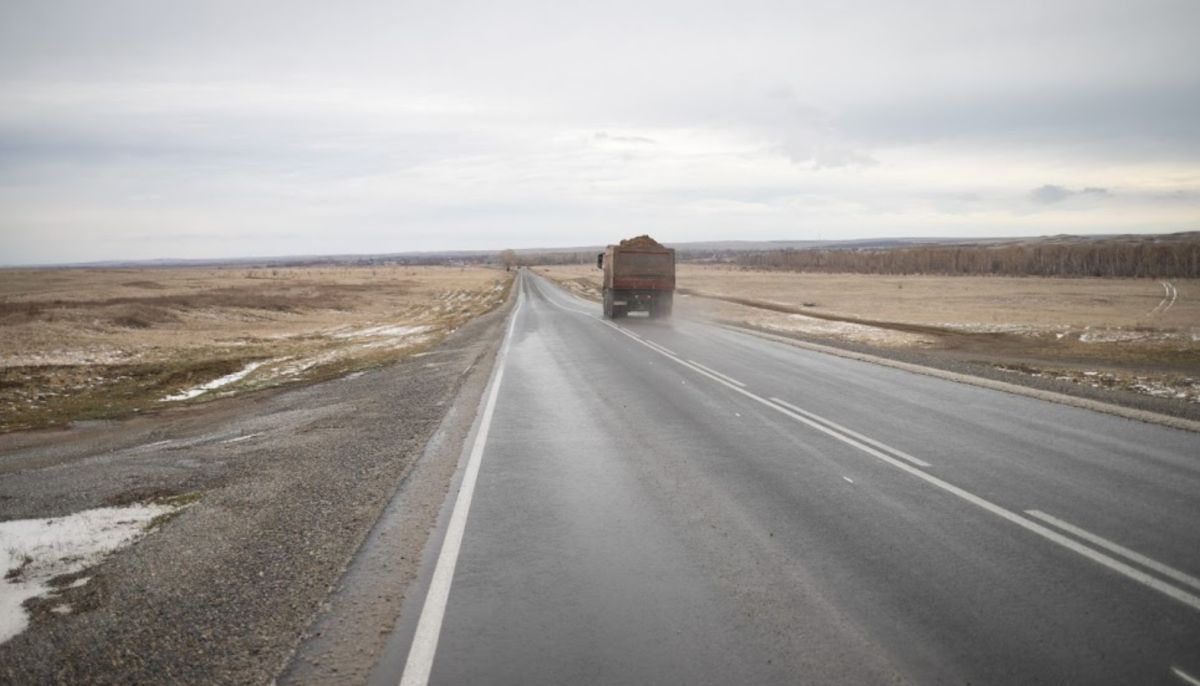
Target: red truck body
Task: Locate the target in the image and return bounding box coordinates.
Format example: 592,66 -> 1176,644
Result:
597,236 -> 675,319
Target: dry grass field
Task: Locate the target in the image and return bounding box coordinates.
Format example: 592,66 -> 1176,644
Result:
539,264 -> 1200,405
0,265 -> 512,432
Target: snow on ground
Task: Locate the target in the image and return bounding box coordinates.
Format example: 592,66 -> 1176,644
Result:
1,349 -> 133,368
1,503 -> 177,644
754,313 -> 935,347
330,324 -> 432,340
1078,329 -> 1161,343
264,328 -> 438,379
994,366 -> 1200,403
160,360 -> 267,401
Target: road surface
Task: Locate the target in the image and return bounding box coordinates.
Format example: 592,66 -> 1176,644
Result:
377,270 -> 1200,685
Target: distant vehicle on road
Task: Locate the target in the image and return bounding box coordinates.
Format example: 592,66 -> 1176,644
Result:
597,235 -> 676,319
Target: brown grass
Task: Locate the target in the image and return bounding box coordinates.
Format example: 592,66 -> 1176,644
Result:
0,265 -> 512,432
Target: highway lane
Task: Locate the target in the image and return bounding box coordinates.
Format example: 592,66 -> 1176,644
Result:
380,270 -> 1200,685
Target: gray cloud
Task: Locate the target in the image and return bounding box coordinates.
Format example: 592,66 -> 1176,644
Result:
1029,185 -> 1112,204
1,0 -> 1198,264
594,132 -> 656,145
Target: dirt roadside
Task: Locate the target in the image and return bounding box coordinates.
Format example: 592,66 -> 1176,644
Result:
0,289 -> 515,684
1,266 -> 511,434
277,293 -> 510,683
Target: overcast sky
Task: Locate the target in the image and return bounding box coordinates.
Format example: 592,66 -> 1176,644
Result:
1,0 -> 1198,264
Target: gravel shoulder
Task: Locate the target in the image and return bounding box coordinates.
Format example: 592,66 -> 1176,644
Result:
0,291 -> 514,684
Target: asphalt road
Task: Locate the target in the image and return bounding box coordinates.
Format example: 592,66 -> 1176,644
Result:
379,270 -> 1200,686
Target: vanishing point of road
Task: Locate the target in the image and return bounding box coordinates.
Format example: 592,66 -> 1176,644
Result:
374,270 -> 1200,685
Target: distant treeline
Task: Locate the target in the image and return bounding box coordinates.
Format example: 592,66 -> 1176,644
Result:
517,251 -> 597,265
734,240 -> 1200,278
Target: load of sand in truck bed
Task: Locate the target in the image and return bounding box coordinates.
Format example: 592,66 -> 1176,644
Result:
618,235 -> 667,249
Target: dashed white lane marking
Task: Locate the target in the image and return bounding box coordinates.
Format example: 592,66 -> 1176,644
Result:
398,283 -> 524,686
538,274 -> 1200,614
140,440 -> 173,449
843,476 -> 855,484
687,360 -> 747,388
770,398 -> 931,468
1173,666 -> 1200,686
1027,510 -> 1200,592
601,317 -> 1200,613
221,433 -> 261,445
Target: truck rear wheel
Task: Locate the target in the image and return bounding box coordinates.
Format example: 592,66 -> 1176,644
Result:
603,289 -> 614,319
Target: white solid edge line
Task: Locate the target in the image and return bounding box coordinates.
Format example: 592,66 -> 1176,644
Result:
1173,666 -> 1200,686
602,320 -> 1200,613
1026,510 -> 1200,592
771,398 -> 931,468
687,360 -> 747,388
397,282 -> 523,686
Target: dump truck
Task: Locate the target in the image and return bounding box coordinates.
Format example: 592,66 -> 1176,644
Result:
596,235 -> 675,319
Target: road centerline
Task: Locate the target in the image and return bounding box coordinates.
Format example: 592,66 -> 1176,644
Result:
770,398 -> 931,468
1027,510 -> 1200,592
686,360 -> 747,387
1173,666 -> 1200,686
591,307 -> 1200,614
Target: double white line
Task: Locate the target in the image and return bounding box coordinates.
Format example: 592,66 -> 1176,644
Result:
601,319 -> 1200,615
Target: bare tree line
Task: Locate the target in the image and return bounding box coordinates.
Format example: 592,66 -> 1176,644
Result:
505,250 -> 597,266
734,240 -> 1200,278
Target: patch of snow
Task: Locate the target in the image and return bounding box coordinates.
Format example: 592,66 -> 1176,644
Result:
357,333 -> 435,350
1,503 -> 175,644
0,349 -> 132,368
276,350 -> 342,376
756,313 -> 934,347
1079,330 -> 1148,343
331,324 -> 432,340
160,360 -> 266,401
946,323 -> 1041,334
1077,329 -> 1191,344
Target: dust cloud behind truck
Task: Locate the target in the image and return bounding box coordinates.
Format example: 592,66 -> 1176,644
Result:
596,236 -> 676,319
